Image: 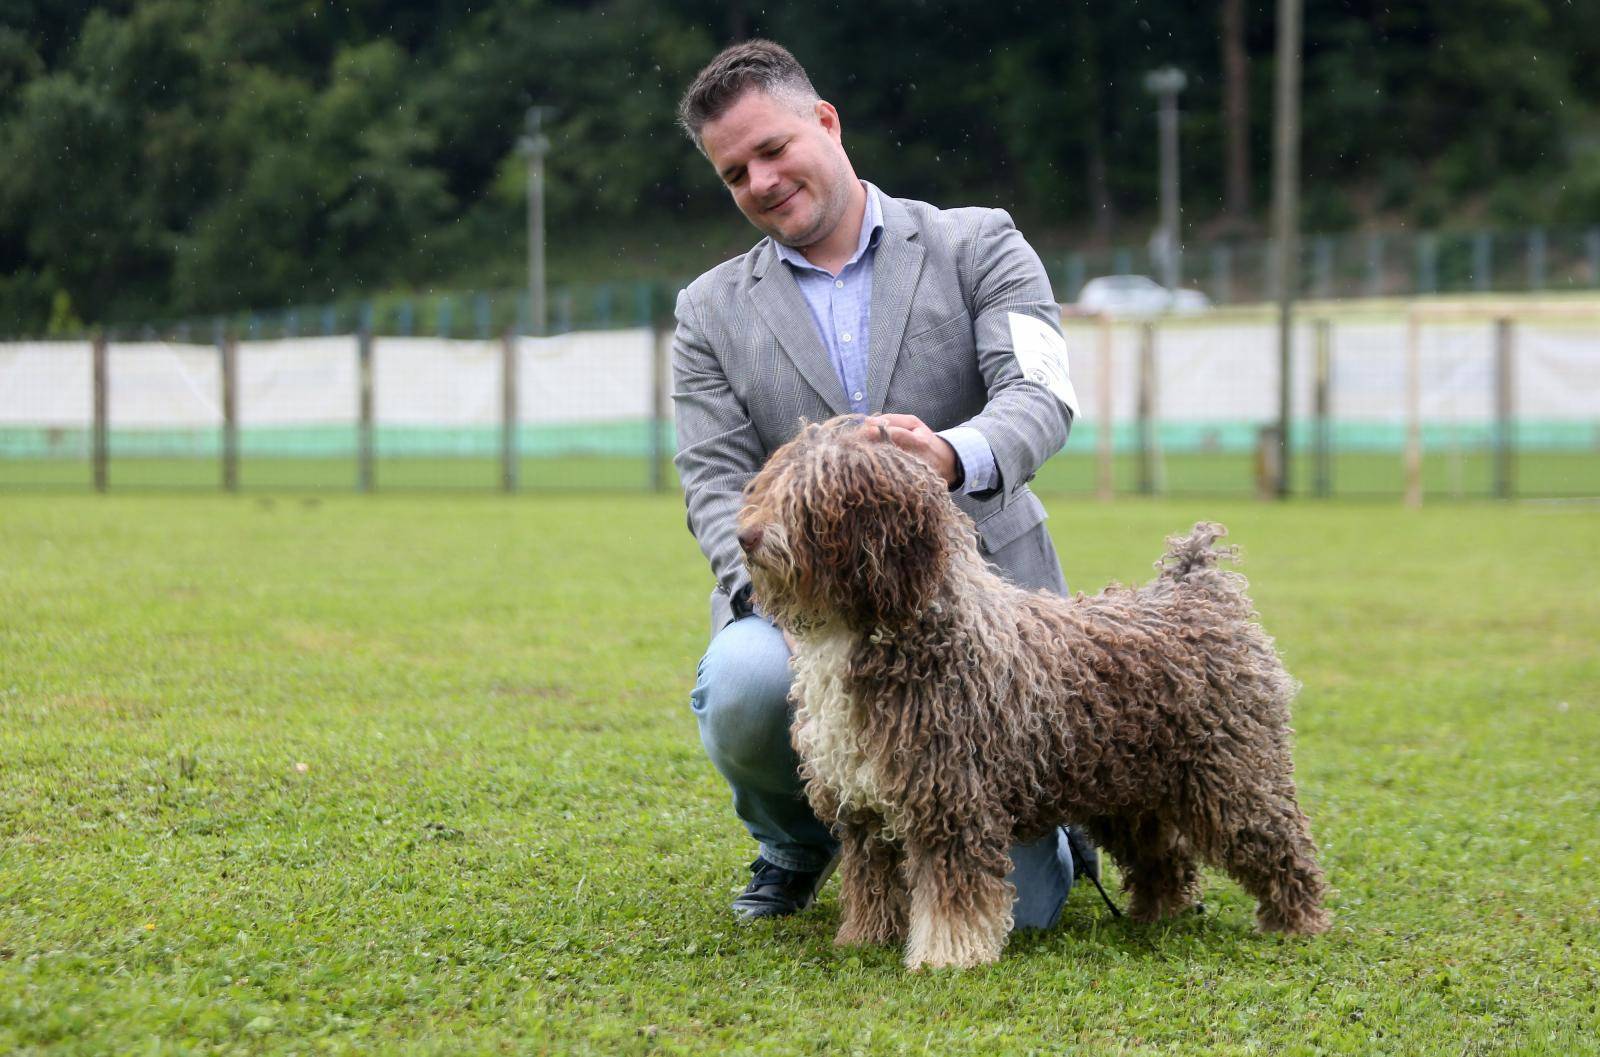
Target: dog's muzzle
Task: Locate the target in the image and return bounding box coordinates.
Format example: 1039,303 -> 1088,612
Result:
738,525 -> 765,554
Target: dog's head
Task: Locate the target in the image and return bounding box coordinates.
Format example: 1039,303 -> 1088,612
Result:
738,415 -> 963,632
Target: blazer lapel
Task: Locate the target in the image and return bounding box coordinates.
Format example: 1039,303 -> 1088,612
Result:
866,195 -> 926,414
750,244 -> 851,416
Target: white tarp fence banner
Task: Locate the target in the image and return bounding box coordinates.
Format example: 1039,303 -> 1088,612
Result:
241,337 -> 360,427
516,328 -> 653,426
1,320 -> 1594,438
0,341 -> 93,426
1521,325 -> 1600,420
107,342 -> 223,429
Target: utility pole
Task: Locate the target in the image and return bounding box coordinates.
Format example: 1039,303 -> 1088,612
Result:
519,106 -> 555,336
1272,0 -> 1302,498
1144,67 -> 1187,294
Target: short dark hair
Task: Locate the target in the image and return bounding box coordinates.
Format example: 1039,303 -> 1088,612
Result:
677,39 -> 821,153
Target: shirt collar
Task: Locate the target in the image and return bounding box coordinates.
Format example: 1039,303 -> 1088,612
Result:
774,182 -> 883,275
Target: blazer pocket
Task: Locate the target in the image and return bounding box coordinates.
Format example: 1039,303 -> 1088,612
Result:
905,313 -> 971,351
975,489 -> 1047,555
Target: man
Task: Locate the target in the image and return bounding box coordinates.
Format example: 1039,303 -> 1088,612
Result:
672,40 -> 1092,926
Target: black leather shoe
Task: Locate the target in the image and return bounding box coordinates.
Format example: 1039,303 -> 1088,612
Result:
731,854 -> 839,921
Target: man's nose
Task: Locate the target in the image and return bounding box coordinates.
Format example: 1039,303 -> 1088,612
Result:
738,525 -> 764,554
748,160 -> 780,198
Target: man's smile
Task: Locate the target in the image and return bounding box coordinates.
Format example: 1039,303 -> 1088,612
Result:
763,186 -> 802,212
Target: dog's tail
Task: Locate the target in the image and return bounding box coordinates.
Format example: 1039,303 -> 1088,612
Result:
1154,521 -> 1238,583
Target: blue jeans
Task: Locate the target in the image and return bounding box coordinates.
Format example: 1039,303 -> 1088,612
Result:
690,615 -> 1076,930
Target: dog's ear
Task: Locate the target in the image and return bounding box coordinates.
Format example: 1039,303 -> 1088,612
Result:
800,439 -> 950,628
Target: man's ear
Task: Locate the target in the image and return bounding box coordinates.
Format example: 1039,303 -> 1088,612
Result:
816,100 -> 841,141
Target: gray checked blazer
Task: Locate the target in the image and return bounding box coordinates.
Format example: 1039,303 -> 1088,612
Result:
672,188 -> 1074,635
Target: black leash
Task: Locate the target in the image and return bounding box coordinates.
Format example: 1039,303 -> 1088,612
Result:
1083,866 -> 1123,918
1065,828 -> 1124,917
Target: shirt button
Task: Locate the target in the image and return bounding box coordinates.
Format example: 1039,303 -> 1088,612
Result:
841,333 -> 852,343
852,391 -> 863,401
835,280 -> 844,288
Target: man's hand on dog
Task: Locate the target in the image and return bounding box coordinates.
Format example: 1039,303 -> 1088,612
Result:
866,413 -> 960,488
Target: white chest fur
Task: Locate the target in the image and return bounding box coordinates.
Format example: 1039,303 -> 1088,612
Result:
790,630 -> 896,829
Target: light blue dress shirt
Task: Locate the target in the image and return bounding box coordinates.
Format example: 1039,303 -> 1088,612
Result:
773,183 -> 998,494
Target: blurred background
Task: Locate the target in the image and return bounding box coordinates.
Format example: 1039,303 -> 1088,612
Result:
2,0 -> 1597,499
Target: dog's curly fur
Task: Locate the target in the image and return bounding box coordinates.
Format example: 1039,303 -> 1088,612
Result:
738,415 -> 1330,971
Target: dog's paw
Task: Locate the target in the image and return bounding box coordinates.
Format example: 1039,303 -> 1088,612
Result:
902,939 -> 1002,971
903,948 -> 999,972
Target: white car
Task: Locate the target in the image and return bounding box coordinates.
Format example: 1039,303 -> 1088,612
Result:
1073,275 -> 1211,318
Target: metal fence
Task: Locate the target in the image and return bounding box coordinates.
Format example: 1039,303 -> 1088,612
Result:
1053,225 -> 1600,305
11,226 -> 1599,349
4,301 -> 1596,501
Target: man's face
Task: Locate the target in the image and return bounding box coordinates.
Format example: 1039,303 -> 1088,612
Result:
699,89 -> 854,249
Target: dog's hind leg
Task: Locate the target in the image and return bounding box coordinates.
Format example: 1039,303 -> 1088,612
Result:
901,828 -> 1015,970
834,819 -> 908,947
1201,781 -> 1330,936
1086,813 -> 1202,924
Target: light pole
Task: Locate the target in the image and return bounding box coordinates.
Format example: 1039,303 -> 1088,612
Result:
1271,0 -> 1302,498
519,106 -> 555,335
1143,67 -> 1187,294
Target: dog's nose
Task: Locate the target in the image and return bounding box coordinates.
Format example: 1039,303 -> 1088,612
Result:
738,525 -> 764,554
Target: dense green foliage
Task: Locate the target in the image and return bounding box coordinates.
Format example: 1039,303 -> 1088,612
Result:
3,1 -> 1599,331
1,493 -> 1597,1053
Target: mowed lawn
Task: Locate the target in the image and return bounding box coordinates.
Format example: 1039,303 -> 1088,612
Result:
1,492 -> 1597,1056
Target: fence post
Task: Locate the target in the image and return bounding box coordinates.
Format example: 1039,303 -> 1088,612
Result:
1137,321 -> 1160,495
501,329 -> 518,494
220,330 -> 238,492
651,319 -> 670,493
1473,232 -> 1492,293
92,331 -> 108,493
1255,425 -> 1282,501
1097,316 -> 1114,500
1527,229 -> 1547,291
357,327 -> 374,493
1313,318 -> 1332,497
1494,317 -> 1515,500
1404,307 -> 1422,509
1588,228 -> 1600,287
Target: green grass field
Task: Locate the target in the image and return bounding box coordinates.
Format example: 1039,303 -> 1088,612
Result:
3,494 -> 1597,1055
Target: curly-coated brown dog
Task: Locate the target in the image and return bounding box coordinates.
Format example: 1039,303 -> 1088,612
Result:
737,415 -> 1330,971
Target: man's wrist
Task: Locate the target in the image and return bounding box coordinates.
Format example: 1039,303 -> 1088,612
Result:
936,426 -> 994,494
941,437 -> 965,491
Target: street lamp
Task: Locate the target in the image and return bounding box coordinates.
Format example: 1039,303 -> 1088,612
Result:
1143,66 -> 1187,295
518,106 -> 556,335
1271,0 -> 1303,499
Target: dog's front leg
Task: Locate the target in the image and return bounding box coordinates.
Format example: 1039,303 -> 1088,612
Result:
901,830 -> 1014,971
834,818 -> 907,947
